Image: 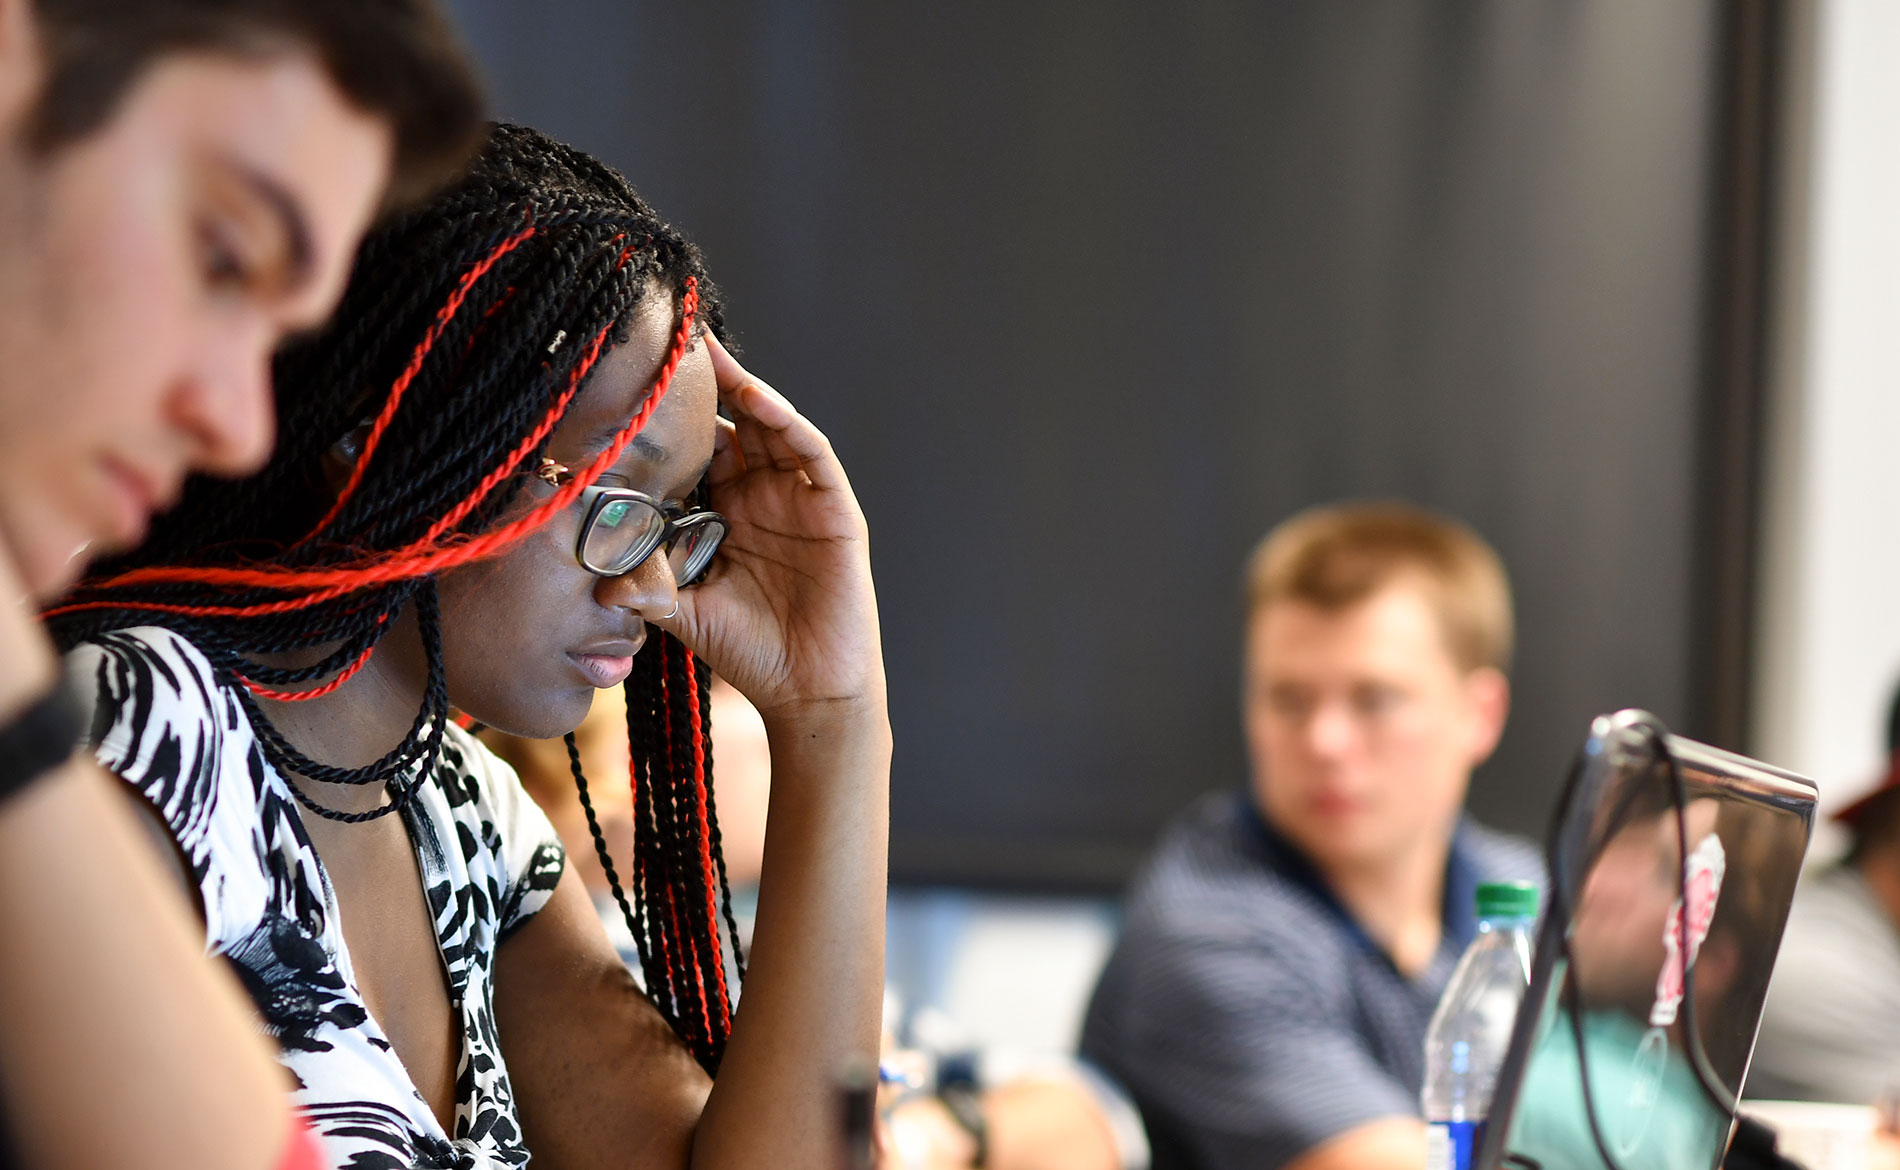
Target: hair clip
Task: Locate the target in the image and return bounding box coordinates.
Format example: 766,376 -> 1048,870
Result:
547,329 -> 567,354
536,458 -> 570,487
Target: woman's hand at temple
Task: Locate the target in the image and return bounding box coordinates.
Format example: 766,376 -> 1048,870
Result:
623,333 -> 890,1170
660,333 -> 885,729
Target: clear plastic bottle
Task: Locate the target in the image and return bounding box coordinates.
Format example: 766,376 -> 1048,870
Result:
1422,880 -> 1538,1170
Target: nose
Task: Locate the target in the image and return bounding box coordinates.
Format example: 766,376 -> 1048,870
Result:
594,547 -> 680,620
171,323 -> 276,477
1304,700 -> 1358,760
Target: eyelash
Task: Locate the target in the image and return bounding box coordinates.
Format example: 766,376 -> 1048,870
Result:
544,467 -> 692,514
197,220 -> 252,291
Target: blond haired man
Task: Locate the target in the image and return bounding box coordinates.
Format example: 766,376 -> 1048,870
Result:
1081,502 -> 1541,1170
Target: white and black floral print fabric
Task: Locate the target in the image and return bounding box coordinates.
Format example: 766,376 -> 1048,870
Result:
67,627 -> 567,1170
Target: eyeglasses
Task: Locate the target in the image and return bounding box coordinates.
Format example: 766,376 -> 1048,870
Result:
538,458 -> 726,584
577,484 -> 727,584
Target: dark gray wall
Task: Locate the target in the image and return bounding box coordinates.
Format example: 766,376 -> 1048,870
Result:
444,1 -> 1731,890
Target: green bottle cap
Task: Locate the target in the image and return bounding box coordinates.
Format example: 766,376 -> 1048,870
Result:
1476,880 -> 1539,920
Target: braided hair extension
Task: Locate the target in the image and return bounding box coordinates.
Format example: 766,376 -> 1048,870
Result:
44,123 -> 743,1068
615,636 -> 737,1070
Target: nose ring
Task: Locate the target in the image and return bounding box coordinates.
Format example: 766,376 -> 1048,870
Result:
661,601 -> 680,621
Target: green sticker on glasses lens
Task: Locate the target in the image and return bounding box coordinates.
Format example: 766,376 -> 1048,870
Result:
600,501 -> 631,528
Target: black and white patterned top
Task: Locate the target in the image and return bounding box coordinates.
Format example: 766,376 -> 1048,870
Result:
67,626 -> 567,1170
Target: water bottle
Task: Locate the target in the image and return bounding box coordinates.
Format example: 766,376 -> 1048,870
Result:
1422,880 -> 1538,1170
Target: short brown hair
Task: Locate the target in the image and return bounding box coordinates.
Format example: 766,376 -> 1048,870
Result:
28,0 -> 485,207
1245,501 -> 1514,674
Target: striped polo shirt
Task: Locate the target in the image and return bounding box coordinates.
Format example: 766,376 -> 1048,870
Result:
1080,792 -> 1543,1170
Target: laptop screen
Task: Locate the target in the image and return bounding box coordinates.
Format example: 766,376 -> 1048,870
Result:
1482,713 -> 1816,1170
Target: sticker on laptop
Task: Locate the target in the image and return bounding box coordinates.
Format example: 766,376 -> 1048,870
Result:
1614,832 -> 1727,1159
1650,833 -> 1726,1028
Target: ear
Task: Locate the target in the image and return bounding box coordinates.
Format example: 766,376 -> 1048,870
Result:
0,0 -> 43,141
1462,666 -> 1510,769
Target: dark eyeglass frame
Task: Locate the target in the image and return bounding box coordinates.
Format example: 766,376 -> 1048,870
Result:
536,457 -> 727,584
574,481 -> 727,585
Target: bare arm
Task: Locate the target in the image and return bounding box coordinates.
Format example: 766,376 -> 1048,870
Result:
984,1079 -> 1125,1170
687,699 -> 890,1166
1281,1119 -> 1424,1170
493,867 -> 712,1167
0,583 -> 295,1170
888,1078 -> 1127,1170
1874,1133 -> 1900,1170
496,699 -> 889,1169
497,336 -> 889,1170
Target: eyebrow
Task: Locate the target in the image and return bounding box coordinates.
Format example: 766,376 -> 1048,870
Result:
226,156 -> 314,290
589,431 -> 710,497
582,424 -> 668,462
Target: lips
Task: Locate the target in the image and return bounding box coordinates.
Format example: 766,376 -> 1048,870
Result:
569,634 -> 645,688
97,456 -> 165,546
1308,792 -> 1368,819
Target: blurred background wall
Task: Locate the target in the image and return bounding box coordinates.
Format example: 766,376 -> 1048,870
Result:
1754,0 -> 1900,835
440,0 -> 1783,894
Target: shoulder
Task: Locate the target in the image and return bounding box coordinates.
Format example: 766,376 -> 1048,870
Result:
1788,862 -> 1883,922
1753,863 -> 1900,1099
1129,796 -> 1257,911
1458,818 -> 1545,884
1136,792 -> 1267,889
1776,865 -> 1898,974
1084,798 -> 1419,1164
64,626 -> 279,936
1114,793 -> 1347,974
1135,794 -> 1327,908
63,625 -> 248,813
66,624 -> 231,737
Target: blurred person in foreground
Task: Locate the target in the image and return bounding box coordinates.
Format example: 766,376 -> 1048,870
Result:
1081,502 -> 1542,1170
1751,680 -> 1900,1110
0,4 -> 481,1169
496,681 -> 1146,1170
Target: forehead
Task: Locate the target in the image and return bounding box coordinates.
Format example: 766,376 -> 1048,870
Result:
108,52 -> 392,306
1247,582 -> 1460,677
554,291 -> 717,478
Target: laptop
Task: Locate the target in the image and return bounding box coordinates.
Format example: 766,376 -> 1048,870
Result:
1477,709 -> 1818,1170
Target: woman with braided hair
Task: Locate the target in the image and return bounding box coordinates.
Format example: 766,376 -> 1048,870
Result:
49,122 -> 889,1170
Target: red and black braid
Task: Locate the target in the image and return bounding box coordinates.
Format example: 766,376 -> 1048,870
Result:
45,123 -> 743,1068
